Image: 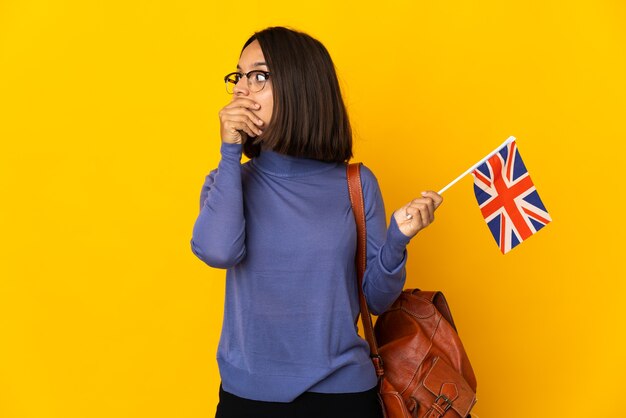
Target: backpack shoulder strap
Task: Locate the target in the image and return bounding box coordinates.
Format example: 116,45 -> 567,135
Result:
346,163 -> 384,376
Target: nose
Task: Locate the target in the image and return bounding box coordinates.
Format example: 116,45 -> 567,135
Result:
233,76 -> 249,96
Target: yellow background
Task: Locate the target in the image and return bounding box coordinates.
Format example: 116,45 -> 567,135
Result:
1,0 -> 625,417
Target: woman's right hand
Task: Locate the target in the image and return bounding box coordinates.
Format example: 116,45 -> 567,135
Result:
392,191 -> 443,239
218,97 -> 265,144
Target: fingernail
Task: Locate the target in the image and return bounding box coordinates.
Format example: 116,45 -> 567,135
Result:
255,103 -> 261,108
421,191 -> 427,196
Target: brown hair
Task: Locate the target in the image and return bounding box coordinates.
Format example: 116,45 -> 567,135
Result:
241,27 -> 352,163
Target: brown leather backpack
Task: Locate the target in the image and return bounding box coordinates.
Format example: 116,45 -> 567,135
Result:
347,163 -> 478,418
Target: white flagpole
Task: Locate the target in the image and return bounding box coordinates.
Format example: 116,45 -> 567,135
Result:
437,136 -> 516,195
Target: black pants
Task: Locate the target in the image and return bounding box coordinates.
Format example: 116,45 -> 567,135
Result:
215,384 -> 384,418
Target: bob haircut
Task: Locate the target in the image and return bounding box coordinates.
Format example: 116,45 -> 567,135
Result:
241,27 -> 353,163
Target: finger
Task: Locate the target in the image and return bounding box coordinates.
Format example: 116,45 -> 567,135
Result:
416,203 -> 431,227
220,108 -> 264,127
222,114 -> 263,136
224,97 -> 262,111
419,197 -> 435,221
224,120 -> 259,139
399,202 -> 415,220
410,197 -> 435,225
408,198 -> 434,221
405,207 -> 422,227
421,191 -> 443,210
224,121 -> 258,139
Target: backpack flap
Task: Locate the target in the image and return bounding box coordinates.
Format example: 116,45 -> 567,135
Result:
422,357 -> 477,417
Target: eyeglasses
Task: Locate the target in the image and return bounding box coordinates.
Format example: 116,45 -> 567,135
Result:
224,71 -> 271,94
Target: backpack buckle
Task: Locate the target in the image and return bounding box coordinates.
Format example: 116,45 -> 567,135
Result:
371,354 -> 385,376
434,394 -> 453,412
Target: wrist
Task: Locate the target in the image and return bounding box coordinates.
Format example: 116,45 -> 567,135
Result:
220,142 -> 243,160
388,216 -> 412,246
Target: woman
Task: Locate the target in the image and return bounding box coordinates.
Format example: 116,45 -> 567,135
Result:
191,26 -> 443,418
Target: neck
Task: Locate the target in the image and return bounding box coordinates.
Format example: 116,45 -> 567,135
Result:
253,149 -> 338,177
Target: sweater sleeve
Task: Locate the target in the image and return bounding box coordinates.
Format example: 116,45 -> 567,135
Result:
190,143 -> 246,269
359,165 -> 411,315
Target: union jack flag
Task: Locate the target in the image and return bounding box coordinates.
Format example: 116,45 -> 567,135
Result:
472,140 -> 551,254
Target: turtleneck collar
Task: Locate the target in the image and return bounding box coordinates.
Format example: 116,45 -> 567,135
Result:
252,149 -> 339,177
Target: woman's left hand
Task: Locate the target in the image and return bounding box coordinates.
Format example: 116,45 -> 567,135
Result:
393,191 -> 444,239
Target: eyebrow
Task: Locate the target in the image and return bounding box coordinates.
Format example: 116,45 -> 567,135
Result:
236,62 -> 269,70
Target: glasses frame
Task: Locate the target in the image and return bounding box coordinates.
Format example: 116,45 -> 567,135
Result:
224,70 -> 271,94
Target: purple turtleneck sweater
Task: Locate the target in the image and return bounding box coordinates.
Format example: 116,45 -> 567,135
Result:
191,143 -> 410,402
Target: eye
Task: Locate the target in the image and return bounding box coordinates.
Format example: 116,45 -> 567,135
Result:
252,72 -> 268,82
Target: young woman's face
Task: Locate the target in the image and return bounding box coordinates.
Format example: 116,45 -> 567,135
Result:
234,40 -> 273,127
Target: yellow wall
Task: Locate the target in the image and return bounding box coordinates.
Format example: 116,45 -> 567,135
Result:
1,1 -> 625,417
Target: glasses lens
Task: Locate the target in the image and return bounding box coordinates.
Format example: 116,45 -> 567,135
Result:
249,71 -> 268,93
224,73 -> 240,94
224,72 -> 268,94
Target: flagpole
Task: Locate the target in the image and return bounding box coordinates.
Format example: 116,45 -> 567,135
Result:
437,136 -> 516,195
